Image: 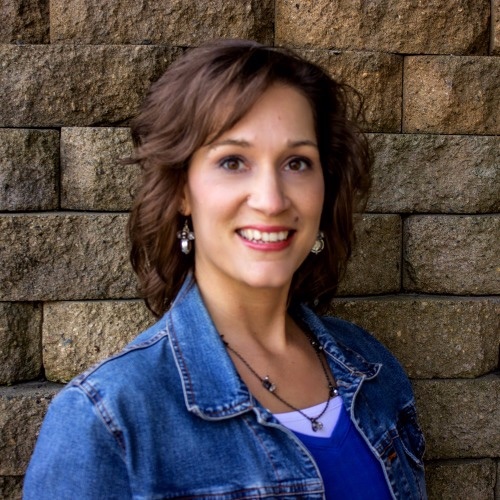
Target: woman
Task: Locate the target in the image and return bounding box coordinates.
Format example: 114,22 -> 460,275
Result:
24,40 -> 427,499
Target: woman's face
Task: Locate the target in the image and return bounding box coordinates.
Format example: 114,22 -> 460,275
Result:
182,84 -> 324,295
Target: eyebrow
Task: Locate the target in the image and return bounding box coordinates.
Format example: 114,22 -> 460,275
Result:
287,139 -> 318,148
208,139 -> 251,150
208,138 -> 318,150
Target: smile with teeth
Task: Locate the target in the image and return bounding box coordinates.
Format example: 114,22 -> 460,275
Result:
238,228 -> 291,243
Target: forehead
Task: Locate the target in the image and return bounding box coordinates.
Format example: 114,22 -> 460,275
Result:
206,84 -> 316,147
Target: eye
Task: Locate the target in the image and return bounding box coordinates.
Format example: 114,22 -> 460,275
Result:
220,156 -> 245,171
285,157 -> 312,172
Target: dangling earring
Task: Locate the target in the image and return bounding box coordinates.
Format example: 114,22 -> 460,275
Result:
310,231 -> 325,254
177,219 -> 195,255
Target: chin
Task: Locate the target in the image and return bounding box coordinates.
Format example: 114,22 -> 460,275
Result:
239,270 -> 295,291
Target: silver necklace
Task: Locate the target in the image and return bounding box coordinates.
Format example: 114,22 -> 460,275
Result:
221,330 -> 339,432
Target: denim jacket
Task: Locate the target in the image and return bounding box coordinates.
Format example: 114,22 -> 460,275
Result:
24,277 -> 427,499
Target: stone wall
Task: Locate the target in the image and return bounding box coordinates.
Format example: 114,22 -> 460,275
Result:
0,1 -> 499,498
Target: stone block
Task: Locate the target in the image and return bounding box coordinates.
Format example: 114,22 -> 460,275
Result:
298,50 -> 402,133
367,134 -> 500,213
0,45 -> 181,127
43,300 -> 154,383
426,459 -> 496,500
0,382 -> 61,475
413,376 -> 500,459
0,129 -> 59,211
50,0 -> 273,45
276,0 -> 489,55
0,303 -> 42,385
338,215 -> 401,296
330,297 -> 500,379
0,0 -> 49,43
0,476 -> 23,500
61,127 -> 138,211
403,215 -> 500,295
0,214 -> 137,301
403,56 -> 500,135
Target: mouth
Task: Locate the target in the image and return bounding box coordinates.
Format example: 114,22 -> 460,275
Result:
237,228 -> 294,244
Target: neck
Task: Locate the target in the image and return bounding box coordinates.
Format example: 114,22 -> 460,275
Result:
194,271 -> 294,351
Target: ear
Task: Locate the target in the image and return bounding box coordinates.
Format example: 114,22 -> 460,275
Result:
179,183 -> 192,216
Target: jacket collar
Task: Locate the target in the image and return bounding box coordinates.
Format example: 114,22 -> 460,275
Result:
165,275 -> 254,419
164,275 -> 380,419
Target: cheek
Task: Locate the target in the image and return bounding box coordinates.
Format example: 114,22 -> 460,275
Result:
188,195 -> 228,235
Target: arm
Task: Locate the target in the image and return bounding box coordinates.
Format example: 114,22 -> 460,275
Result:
23,386 -> 132,500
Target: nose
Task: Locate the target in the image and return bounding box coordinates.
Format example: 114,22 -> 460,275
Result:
246,167 -> 291,216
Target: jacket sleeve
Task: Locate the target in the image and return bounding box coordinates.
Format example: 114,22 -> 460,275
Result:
23,386 -> 131,500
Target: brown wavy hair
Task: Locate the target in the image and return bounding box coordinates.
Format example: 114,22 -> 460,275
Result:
127,39 -> 371,317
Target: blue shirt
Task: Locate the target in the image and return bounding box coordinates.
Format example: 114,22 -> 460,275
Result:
24,276 -> 427,499
293,402 -> 392,499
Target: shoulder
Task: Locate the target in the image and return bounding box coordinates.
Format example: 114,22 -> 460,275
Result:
44,312 -> 187,449
63,313 -> 179,403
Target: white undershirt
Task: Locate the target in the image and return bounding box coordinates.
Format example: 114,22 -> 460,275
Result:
273,396 -> 343,438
